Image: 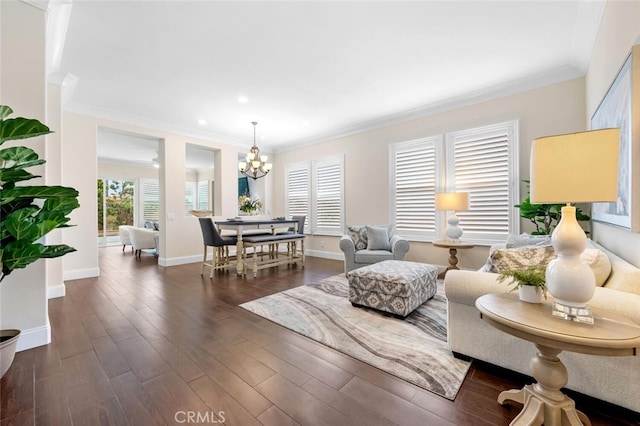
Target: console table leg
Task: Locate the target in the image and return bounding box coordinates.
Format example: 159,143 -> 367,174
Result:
447,248 -> 459,270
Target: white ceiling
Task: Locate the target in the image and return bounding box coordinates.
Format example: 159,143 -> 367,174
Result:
60,1 -> 606,153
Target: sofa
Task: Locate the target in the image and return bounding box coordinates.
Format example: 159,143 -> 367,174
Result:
339,224 -> 410,272
444,239 -> 640,412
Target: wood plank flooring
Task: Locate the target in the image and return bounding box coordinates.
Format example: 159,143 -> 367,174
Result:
1,247 -> 639,425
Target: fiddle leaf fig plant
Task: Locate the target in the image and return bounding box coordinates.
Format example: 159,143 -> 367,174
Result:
0,105 -> 80,282
516,180 -> 590,235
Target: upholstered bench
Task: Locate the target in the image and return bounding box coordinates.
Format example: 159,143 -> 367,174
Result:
346,260 -> 438,318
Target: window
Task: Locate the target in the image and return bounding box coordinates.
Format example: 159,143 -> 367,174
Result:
285,156 -> 344,235
446,121 -> 519,244
185,181 -> 196,213
141,178 -> 160,221
197,180 -> 209,210
390,120 -> 518,244
389,137 -> 443,241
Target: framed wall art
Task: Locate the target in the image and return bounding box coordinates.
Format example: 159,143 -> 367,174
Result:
591,45 -> 640,232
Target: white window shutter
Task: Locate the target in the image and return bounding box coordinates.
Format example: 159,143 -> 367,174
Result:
197,180 -> 209,210
142,179 -> 160,221
446,121 -> 519,244
285,163 -> 310,225
313,157 -> 344,235
390,137 -> 442,240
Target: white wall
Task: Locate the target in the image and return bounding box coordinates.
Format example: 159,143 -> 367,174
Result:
586,1 -> 640,268
0,0 -> 51,350
272,78 -> 586,270
62,113 -> 245,269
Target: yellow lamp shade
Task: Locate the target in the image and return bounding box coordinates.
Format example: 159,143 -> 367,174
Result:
530,128 -> 620,203
435,192 -> 469,211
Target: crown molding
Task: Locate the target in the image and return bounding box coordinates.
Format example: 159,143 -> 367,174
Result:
21,0 -> 49,11
64,102 -> 248,149
273,64 -> 584,154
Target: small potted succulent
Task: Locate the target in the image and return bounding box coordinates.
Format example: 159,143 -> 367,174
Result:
0,105 -> 79,378
497,266 -> 547,303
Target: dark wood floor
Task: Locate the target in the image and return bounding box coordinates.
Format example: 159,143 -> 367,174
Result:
2,247 -> 639,425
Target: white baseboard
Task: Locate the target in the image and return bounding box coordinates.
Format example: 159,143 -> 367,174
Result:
15,321 -> 51,352
159,250 -> 342,267
63,267 -> 100,281
305,249 -> 343,261
158,255 -> 202,267
47,284 -> 66,299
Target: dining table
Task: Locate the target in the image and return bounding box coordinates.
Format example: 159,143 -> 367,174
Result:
215,218 -> 298,275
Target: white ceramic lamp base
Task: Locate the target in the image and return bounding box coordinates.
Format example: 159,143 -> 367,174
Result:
445,212 -> 463,241
546,206 -> 595,324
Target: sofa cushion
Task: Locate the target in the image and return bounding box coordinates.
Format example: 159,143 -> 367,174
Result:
505,233 -> 551,248
366,225 -> 391,251
489,245 -> 556,273
581,248 -> 612,287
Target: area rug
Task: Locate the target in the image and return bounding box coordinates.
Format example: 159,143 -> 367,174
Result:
240,274 -> 470,400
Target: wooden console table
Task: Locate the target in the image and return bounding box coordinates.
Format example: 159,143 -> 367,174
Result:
476,293 -> 640,426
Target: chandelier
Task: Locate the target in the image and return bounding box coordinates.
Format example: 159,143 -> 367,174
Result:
238,121 -> 272,180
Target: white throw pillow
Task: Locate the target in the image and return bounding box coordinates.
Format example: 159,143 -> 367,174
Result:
580,248 -> 612,287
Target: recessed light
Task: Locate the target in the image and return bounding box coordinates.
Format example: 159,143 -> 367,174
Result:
238,96 -> 248,104
198,119 -> 206,125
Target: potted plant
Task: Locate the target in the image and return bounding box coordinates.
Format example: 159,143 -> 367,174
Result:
497,266 -> 547,303
0,105 -> 80,378
516,180 -> 590,235
238,195 -> 262,215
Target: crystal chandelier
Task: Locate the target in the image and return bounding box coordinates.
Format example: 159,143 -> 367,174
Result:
238,121 -> 272,180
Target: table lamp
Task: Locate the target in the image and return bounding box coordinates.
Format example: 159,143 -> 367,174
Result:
435,192 -> 469,241
530,128 -> 619,324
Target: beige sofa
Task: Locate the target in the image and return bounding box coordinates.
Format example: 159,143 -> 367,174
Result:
444,242 -> 640,413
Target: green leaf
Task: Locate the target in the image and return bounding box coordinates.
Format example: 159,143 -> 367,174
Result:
0,241 -> 44,273
41,197 -> 80,215
0,106 -> 13,120
0,146 -> 45,172
4,207 -> 39,242
0,168 -> 37,185
0,185 -> 79,205
0,117 -> 51,145
40,244 -> 76,259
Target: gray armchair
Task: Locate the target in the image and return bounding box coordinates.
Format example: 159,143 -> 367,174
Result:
339,224 -> 410,272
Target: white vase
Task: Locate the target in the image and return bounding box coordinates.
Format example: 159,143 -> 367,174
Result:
519,286 -> 543,304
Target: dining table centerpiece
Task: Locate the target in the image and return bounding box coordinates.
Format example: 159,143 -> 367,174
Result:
238,195 -> 262,215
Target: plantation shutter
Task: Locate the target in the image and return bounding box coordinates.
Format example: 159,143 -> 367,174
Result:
446,121 -> 519,243
390,137 -> 442,240
185,181 -> 196,213
197,180 -> 209,210
285,163 -> 310,229
142,179 -> 160,221
313,157 -> 344,234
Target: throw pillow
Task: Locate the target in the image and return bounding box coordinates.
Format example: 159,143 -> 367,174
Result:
366,225 -> 391,251
580,248 -> 612,287
505,233 -> 552,248
348,226 -> 368,250
489,245 -> 556,273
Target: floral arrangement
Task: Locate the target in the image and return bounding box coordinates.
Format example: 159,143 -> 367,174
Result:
238,195 -> 262,213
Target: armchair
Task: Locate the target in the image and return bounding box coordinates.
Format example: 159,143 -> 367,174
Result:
339,224 -> 410,272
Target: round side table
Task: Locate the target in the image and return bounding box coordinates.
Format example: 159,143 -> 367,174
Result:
476,293 -> 640,426
432,240 -> 474,274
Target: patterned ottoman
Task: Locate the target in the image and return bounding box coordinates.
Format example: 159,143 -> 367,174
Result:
346,260 -> 438,318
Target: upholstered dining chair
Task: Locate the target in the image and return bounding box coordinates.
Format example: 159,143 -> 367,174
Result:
198,218 -> 238,278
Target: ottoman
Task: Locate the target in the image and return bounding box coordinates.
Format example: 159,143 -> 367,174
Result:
346,260 -> 438,318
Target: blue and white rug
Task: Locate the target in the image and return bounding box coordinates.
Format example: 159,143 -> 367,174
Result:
240,274 -> 470,400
